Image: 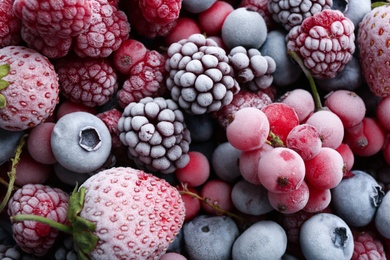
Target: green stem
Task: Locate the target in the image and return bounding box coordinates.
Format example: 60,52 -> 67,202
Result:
0,135 -> 27,213
11,214 -> 73,234
288,50 -> 323,111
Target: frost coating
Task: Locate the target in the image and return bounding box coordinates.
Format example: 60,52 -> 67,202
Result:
79,126 -> 102,151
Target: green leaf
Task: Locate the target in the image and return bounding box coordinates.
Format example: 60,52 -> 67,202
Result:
0,64 -> 10,78
0,94 -> 6,109
372,2 -> 390,9
0,79 -> 9,90
73,230 -> 99,253
67,185 -> 85,222
72,216 -> 96,231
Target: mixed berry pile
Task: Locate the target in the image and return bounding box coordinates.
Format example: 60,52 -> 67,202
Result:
1,0 -> 390,259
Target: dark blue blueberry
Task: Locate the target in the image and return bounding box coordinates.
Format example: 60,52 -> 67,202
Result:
0,128 -> 25,165
375,190 -> 390,239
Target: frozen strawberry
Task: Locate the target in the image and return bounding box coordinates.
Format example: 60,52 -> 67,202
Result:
79,167 -> 186,259
7,184 -> 69,256
287,9 -> 355,79
358,4 -> 390,97
0,46 -> 59,131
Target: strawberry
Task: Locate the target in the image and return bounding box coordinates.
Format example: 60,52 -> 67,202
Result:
78,167 -> 185,259
0,45 -> 59,131
358,4 -> 390,97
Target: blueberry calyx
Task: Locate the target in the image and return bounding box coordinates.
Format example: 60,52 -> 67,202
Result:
371,185 -> 385,207
332,227 -> 348,248
79,126 -> 102,151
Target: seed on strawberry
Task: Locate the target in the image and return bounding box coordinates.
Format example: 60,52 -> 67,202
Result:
79,167 -> 186,259
7,184 -> 69,256
286,9 -> 355,79
0,45 -> 59,131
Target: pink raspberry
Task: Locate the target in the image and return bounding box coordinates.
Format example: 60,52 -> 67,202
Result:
117,50 -> 168,109
0,0 -> 22,47
139,0 -> 182,25
286,9 -> 355,79
12,0 -> 92,38
55,55 -> 118,107
352,231 -> 387,260
7,184 -> 69,256
74,0 -> 130,58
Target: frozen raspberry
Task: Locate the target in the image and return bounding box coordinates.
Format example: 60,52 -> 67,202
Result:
268,0 -> 332,30
12,0 -> 92,38
21,25 -> 73,59
117,50 -> 168,109
126,0 -> 177,38
0,0 -> 22,47
212,90 -> 272,128
165,34 -> 240,115
7,184 -> 69,256
118,97 -> 191,174
139,0 -> 182,25
55,55 -> 118,107
74,0 -> 130,58
286,9 -> 355,79
228,46 -> 276,91
352,231 -> 387,260
96,108 -> 123,149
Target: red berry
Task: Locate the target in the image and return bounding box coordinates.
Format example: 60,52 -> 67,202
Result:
200,179 -> 234,215
0,0 -> 22,47
27,122 -> 57,165
139,0 -> 182,25
268,180 -> 309,214
198,1 -> 234,36
175,151 -> 210,187
164,17 -> 202,46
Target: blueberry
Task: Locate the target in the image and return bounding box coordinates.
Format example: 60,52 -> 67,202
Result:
300,213 -> 354,260
182,0 -> 217,13
375,190 -> 390,239
0,128 -> 25,165
332,0 -> 371,29
232,220 -> 287,260
221,7 -> 268,50
167,228 -> 183,253
331,170 -> 384,227
53,163 -> 92,186
184,113 -> 215,142
259,29 -> 302,87
183,215 -> 239,260
231,179 -> 274,215
211,141 -> 241,182
51,111 -> 112,173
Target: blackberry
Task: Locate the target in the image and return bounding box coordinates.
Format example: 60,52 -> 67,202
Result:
228,46 -> 276,92
165,34 -> 240,115
118,97 -> 191,174
268,0 -> 333,30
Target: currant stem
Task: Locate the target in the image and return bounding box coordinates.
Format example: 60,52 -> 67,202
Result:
10,214 -> 73,234
288,50 -> 323,111
0,135 -> 27,213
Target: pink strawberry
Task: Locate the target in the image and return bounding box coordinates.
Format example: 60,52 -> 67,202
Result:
7,184 -> 69,256
79,167 -> 185,259
358,4 -> 390,97
0,45 -> 59,131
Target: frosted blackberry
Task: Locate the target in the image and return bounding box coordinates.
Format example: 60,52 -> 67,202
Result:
118,97 -> 191,174
165,34 -> 240,115
268,0 -> 333,30
229,46 -> 276,92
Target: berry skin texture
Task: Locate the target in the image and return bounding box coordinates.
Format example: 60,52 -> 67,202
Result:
139,0 -> 182,25
226,107 -> 270,151
175,151 -> 210,187
358,5 -> 390,97
375,189 -> 390,239
8,184 -> 69,256
198,1 -> 234,36
79,167 -> 186,259
0,0 -> 21,47
352,231 -> 387,260
200,179 -> 234,215
286,9 -> 355,79
112,39 -> 148,76
26,122 -> 57,164
0,46 -> 59,131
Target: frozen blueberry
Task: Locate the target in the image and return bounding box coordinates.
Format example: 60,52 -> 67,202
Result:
231,179 -> 274,216
232,220 -> 287,260
167,228 -> 183,253
184,113 -> 215,142
0,128 -> 25,165
53,163 -> 92,186
182,0 -> 217,13
221,7 -> 267,50
259,29 -> 302,87
51,111 -> 112,173
183,215 -> 239,260
375,190 -> 390,239
300,213 -> 354,260
211,141 -> 241,182
332,0 -> 371,29
331,170 -> 385,227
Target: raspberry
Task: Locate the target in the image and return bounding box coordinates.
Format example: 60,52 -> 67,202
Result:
74,0 -> 130,58
0,0 -> 22,47
212,90 -> 273,128
286,9 -> 355,79
21,25 -> 72,59
7,184 -> 69,256
352,231 -> 387,260
118,97 -> 191,174
139,0 -> 182,25
229,46 -> 276,91
117,50 -> 168,109
55,55 -> 118,107
12,0 -> 92,38
268,0 -> 332,30
165,34 -> 240,115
